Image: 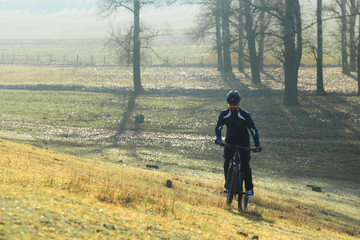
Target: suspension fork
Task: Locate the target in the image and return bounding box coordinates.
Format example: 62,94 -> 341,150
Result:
225,150 -> 241,190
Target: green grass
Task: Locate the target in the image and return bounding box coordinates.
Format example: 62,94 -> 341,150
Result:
0,38 -> 211,66
0,65 -> 359,239
0,39 -> 116,65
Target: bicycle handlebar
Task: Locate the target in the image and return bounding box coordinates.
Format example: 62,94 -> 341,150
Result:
217,143 -> 256,152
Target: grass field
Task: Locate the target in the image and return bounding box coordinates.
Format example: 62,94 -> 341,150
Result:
0,37 -> 211,66
0,36 -> 344,67
0,64 -> 359,239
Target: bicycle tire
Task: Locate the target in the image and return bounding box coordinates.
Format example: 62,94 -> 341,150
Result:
242,194 -> 249,211
226,171 -> 234,206
226,165 -> 239,206
237,167 -> 252,211
238,174 -> 243,211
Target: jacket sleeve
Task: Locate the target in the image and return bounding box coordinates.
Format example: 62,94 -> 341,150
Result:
215,112 -> 225,139
246,113 -> 260,147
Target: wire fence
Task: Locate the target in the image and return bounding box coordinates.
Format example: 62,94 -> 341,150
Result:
0,53 -> 211,67
1,52 -> 343,68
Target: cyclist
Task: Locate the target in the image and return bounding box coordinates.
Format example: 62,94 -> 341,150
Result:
215,90 -> 261,199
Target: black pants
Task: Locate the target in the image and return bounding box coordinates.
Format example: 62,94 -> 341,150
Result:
223,145 -> 253,190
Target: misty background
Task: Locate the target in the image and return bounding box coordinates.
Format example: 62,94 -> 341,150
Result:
0,0 -> 200,39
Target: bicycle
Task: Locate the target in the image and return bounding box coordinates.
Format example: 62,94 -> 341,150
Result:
218,143 -> 257,211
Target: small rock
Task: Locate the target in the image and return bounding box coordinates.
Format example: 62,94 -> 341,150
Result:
135,114 -> 144,123
237,231 -> 248,237
166,180 -> 172,188
103,223 -> 116,230
312,186 -> 322,192
146,164 -> 159,169
306,185 -> 322,192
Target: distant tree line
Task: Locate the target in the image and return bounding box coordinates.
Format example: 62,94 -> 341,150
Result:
99,0 -> 360,104
189,0 -> 360,105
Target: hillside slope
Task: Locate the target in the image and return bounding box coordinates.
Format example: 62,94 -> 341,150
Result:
0,139 -> 358,239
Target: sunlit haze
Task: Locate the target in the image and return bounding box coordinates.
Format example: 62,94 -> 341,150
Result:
0,0 -> 200,39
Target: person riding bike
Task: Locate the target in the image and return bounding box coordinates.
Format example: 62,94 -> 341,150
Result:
215,90 -> 262,199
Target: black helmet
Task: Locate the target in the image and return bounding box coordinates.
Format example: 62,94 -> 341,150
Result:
226,90 -> 241,105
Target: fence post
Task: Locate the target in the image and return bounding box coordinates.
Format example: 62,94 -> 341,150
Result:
201,56 -> 204,66
91,55 -> 94,65
76,55 -> 79,66
184,56 -> 186,66
104,56 -> 106,65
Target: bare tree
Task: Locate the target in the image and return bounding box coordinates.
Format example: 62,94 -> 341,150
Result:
99,0 -> 175,93
244,0 -> 260,82
257,0 -> 268,72
316,0 -> 326,95
358,9 -> 360,95
106,25 -> 159,65
222,0 -> 233,72
237,0 -> 245,72
256,0 -> 302,105
215,0 -> 224,71
340,0 -> 350,74
349,0 -> 357,71
187,0 -> 225,71
282,0 -> 302,105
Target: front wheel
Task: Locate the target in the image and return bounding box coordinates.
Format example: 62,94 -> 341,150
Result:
226,190 -> 233,206
226,171 -> 234,206
242,194 -> 249,211
238,174 -> 248,211
226,166 -> 239,206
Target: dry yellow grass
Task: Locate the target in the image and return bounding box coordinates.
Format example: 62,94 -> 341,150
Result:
0,139 -> 359,239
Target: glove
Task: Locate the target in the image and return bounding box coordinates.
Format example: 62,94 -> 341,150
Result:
215,138 -> 224,146
254,146 -> 262,152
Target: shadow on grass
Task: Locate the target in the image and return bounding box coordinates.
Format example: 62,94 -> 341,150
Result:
111,92 -> 142,160
0,83 -> 281,98
113,92 -> 137,136
220,70 -> 279,98
343,72 -> 357,80
227,207 -> 274,224
1,82 -> 356,98
77,92 -> 142,160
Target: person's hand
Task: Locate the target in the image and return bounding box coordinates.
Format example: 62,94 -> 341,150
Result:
215,138 -> 224,146
254,146 -> 262,152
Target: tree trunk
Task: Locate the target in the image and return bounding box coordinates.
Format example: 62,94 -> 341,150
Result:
358,14 -> 360,95
222,0 -> 232,72
294,0 -> 302,70
237,0 -> 245,72
341,0 -> 350,74
349,0 -> 356,71
283,0 -> 299,106
316,0 -> 326,95
133,0 -> 143,93
244,0 -> 261,83
258,0 -> 266,72
215,0 -> 224,71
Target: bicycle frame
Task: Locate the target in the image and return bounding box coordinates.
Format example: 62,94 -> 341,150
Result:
225,150 -> 242,190
222,144 -> 255,211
